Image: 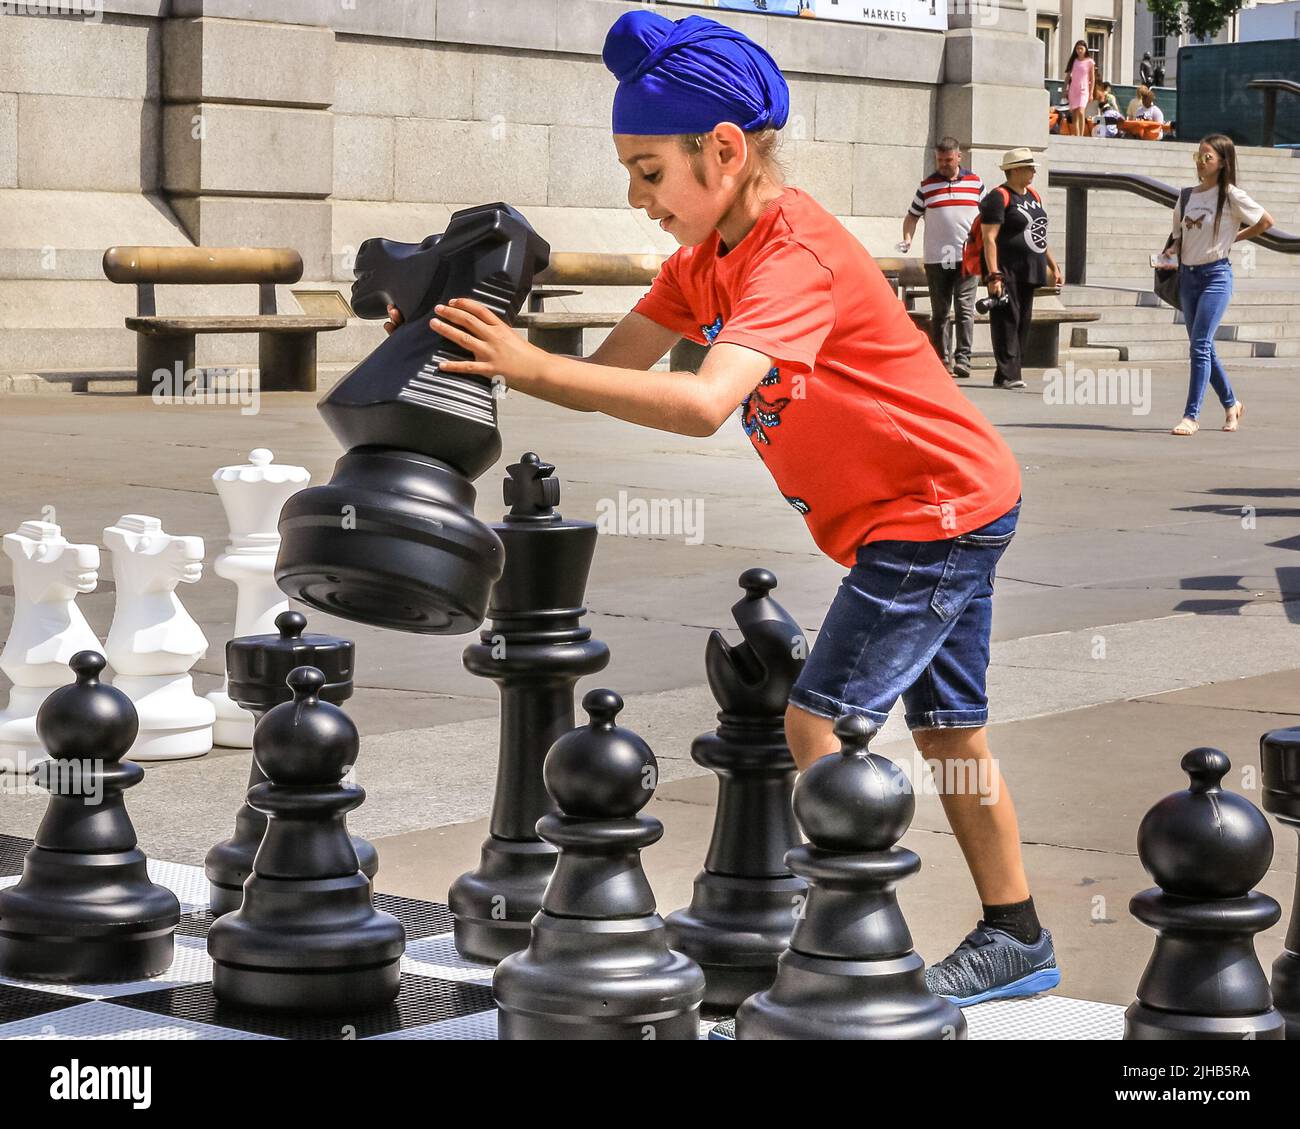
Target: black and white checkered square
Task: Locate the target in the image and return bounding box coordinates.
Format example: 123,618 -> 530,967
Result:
0,836 -> 1125,1040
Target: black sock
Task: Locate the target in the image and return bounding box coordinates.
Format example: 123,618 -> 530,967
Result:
981,897 -> 1041,945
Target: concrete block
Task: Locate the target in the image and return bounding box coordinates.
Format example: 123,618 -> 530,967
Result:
393,118 -> 549,205
784,138 -> 854,216
943,27 -> 1045,87
162,18 -> 335,108
333,115 -> 395,202
169,0 -> 334,24
766,20 -> 943,83
937,83 -> 1048,152
163,104 -> 333,198
0,94 -> 16,188
17,94 -> 159,192
0,11 -> 158,98
171,196 -> 332,280
547,126 -> 626,209
852,143 -> 930,218
947,0 -> 1031,36
435,0 -> 558,53
473,51 -> 613,129
783,77 -> 818,143
814,78 -> 934,146
333,39 -> 475,121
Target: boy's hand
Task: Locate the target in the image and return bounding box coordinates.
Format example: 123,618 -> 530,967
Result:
384,304 -> 403,335
430,297 -> 548,388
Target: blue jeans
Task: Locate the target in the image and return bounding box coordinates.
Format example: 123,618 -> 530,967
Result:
788,501 -> 1020,730
1179,259 -> 1236,420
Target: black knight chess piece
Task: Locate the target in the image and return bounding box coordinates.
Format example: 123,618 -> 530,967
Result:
1262,721 -> 1300,1038
1125,747 -> 1284,1040
0,652 -> 180,982
208,666 -> 404,1013
494,690 -> 706,1039
665,568 -> 807,1009
204,611 -> 376,917
275,202 -> 550,635
736,714 -> 966,1040
450,454 -> 609,963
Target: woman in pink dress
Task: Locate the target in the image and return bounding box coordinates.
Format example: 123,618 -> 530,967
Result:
1065,41 -> 1095,136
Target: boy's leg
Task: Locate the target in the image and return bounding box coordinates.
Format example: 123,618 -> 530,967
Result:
911,724 -> 1029,905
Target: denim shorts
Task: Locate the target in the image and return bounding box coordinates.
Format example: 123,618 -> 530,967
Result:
788,500 -> 1020,730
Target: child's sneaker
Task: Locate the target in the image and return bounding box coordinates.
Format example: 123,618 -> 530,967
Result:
924,923 -> 1060,1007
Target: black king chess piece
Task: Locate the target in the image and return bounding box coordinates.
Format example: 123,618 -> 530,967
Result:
0,652 -> 180,982
275,202 -> 550,635
450,453 -> 609,963
208,666 -> 405,1013
1125,747 -> 1283,1040
204,611 -> 375,917
737,714 -> 967,1040
494,690 -> 706,1039
665,568 -> 807,1010
1262,720 -> 1300,1038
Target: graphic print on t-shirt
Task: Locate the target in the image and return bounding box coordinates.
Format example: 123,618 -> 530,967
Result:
1017,200 -> 1048,254
701,314 -> 794,448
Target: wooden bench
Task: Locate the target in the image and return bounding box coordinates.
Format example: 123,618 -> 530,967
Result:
521,251 -> 706,371
906,306 -> 1100,368
103,245 -> 347,395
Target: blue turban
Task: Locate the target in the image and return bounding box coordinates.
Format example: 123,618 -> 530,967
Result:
603,10 -> 789,136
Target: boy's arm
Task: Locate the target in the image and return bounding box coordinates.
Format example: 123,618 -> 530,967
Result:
586,311 -> 685,371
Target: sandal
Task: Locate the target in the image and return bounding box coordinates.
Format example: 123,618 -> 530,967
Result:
1171,417 -> 1199,436
1223,402 -> 1245,432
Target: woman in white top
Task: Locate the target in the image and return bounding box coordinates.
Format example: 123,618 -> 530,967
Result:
1169,134 -> 1274,436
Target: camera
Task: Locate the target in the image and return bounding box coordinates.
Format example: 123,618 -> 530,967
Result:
976,291 -> 1011,314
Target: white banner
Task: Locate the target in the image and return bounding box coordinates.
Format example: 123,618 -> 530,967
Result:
811,0 -> 949,31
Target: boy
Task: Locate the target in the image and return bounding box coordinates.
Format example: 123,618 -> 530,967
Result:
391,9 -> 1058,1006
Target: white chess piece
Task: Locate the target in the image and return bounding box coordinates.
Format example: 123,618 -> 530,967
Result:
103,515 -> 214,761
205,448 -> 311,748
0,521 -> 102,774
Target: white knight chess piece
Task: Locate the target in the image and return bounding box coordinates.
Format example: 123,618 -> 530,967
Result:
0,521 -> 102,774
104,515 -> 214,761
205,448 -> 311,748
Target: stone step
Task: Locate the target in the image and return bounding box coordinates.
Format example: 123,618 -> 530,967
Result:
1076,320 -> 1300,343
1108,338 -> 1300,361
1062,302 -> 1300,324
1063,283 -> 1300,307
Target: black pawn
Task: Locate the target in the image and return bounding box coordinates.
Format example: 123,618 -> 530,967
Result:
665,568 -> 806,1009
208,666 -> 405,1013
205,611 -> 375,917
493,689 -> 705,1039
736,715 -> 966,1040
1125,747 -> 1284,1040
0,652 -> 180,982
451,453 -> 609,962
1262,722 -> 1300,1038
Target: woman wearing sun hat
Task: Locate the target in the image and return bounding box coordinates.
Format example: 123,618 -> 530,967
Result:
979,148 -> 1063,389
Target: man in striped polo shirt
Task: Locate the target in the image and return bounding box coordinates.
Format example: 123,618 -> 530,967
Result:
902,138 -> 984,380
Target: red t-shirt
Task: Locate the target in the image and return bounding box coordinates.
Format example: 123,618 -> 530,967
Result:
632,186 -> 1022,567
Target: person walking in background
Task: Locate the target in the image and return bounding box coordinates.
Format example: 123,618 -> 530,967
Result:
979,148 -> 1064,389
1168,134 -> 1274,436
1064,40 -> 1095,136
903,138 -> 984,379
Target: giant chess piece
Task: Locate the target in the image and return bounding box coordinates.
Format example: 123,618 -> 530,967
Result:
206,449 -> 311,748
209,666 -> 404,1012
665,568 -> 806,1009
737,715 -> 966,1040
0,521 -> 102,775
275,202 -> 550,636
1125,747 -> 1284,1040
1262,721 -> 1300,1038
0,652 -> 180,981
204,611 -> 376,917
103,514 -> 214,761
450,453 -> 610,963
494,690 -> 706,1039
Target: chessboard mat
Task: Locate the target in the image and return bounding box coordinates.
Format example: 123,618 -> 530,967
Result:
0,835 -> 1126,1041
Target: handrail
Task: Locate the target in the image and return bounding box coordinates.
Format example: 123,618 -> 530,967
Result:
1247,79 -> 1300,148
1047,168 -> 1300,285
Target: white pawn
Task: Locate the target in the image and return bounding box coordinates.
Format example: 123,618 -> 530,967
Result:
205,448 -> 311,748
104,515 -> 214,761
0,521 -> 102,774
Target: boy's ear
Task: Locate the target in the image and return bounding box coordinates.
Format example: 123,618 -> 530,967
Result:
711,122 -> 748,171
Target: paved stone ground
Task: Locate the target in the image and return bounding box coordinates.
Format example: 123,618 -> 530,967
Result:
1,355 -> 1298,1007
